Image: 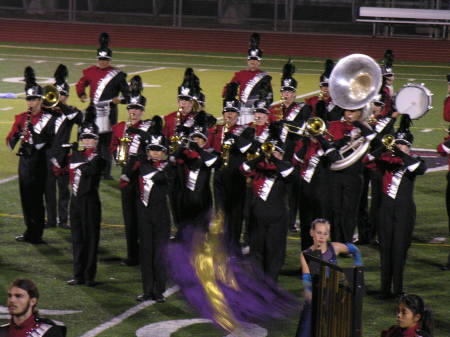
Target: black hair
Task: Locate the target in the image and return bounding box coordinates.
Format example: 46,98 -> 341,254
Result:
10,278 -> 39,314
310,218 -> 330,230
399,294 -> 434,335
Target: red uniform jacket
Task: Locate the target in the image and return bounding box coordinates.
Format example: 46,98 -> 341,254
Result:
443,96 -> 450,122
437,135 -> 450,170
110,120 -> 152,156
223,69 -> 262,98
5,110 -> 52,150
163,110 -> 196,139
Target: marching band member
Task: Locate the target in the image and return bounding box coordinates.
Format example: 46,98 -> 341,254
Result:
209,82 -> 253,250
6,67 -> 55,244
305,59 -> 343,121
172,123 -> 218,233
369,116 -> 426,298
357,98 -> 398,245
443,74 -> 450,122
123,133 -> 172,303
327,108 -> 376,243
437,128 -> 450,238
111,75 -> 152,267
223,32 -> 273,124
271,59 -> 312,233
163,68 -> 210,140
75,32 -> 130,180
292,131 -> 339,250
67,109 -> 105,287
47,64 -> 83,230
240,135 -> 294,281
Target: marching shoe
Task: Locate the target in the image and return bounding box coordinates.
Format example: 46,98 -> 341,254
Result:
136,294 -> 152,302
67,278 -> 85,286
153,294 -> 166,303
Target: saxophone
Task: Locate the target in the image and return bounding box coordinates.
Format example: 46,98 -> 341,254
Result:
116,115 -> 132,166
169,107 -> 183,153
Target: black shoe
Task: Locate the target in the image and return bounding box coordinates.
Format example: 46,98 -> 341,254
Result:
370,239 -> 380,247
353,239 -> 369,246
289,226 -> 299,233
58,222 -> 71,229
153,294 -> 166,303
15,235 -> 28,243
102,175 -> 114,181
67,278 -> 84,286
85,280 -> 98,287
16,235 -> 45,244
121,258 -> 139,266
441,264 -> 450,271
136,294 -> 152,302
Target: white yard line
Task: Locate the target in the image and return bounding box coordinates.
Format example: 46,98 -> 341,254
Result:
79,286 -> 179,337
0,44 -> 448,69
0,175 -> 18,184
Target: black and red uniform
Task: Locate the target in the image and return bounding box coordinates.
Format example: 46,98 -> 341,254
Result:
271,101 -> 312,232
163,111 -> 197,140
305,95 -> 343,121
0,314 -> 66,337
292,137 -> 338,250
172,144 -> 218,232
47,105 -> 83,228
125,158 -> 172,299
357,115 -> 397,244
69,147 -> 104,284
75,65 -> 130,177
241,154 -> 294,281
443,96 -> 450,122
437,136 -> 450,234
381,84 -> 395,116
327,118 -> 375,243
111,119 -> 152,264
375,150 -> 426,296
208,123 -> 252,249
6,109 -> 54,243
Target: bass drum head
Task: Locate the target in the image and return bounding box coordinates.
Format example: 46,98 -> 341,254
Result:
395,85 -> 432,119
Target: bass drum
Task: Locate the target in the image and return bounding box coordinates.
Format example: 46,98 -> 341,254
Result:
395,83 -> 433,119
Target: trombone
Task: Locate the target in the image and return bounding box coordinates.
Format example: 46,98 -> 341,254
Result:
42,85 -> 60,108
283,117 -> 332,139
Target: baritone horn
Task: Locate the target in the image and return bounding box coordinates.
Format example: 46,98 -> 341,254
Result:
42,85 -> 60,108
284,117 -> 332,138
328,54 -> 382,171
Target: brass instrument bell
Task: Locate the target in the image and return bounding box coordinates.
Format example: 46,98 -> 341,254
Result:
42,85 -> 60,108
381,134 -> 396,152
261,141 -> 274,156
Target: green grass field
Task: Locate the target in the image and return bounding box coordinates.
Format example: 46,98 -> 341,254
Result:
0,42 -> 449,337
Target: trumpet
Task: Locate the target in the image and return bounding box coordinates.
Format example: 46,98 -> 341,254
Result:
381,134 -> 396,152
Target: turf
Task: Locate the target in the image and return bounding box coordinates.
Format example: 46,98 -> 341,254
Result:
0,42 -> 449,337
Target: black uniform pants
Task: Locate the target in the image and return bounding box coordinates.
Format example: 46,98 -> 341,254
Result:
121,181 -> 139,262
70,193 -> 101,282
98,132 -> 112,177
378,197 -> 415,295
298,175 -> 329,251
18,151 -> 47,242
357,168 -> 382,243
45,164 -> 70,226
248,199 -> 288,281
329,171 -> 363,243
446,171 -> 450,235
287,172 -> 300,230
137,201 -> 170,297
214,167 -> 246,250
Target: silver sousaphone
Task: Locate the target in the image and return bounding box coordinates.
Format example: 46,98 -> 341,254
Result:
328,54 -> 383,171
